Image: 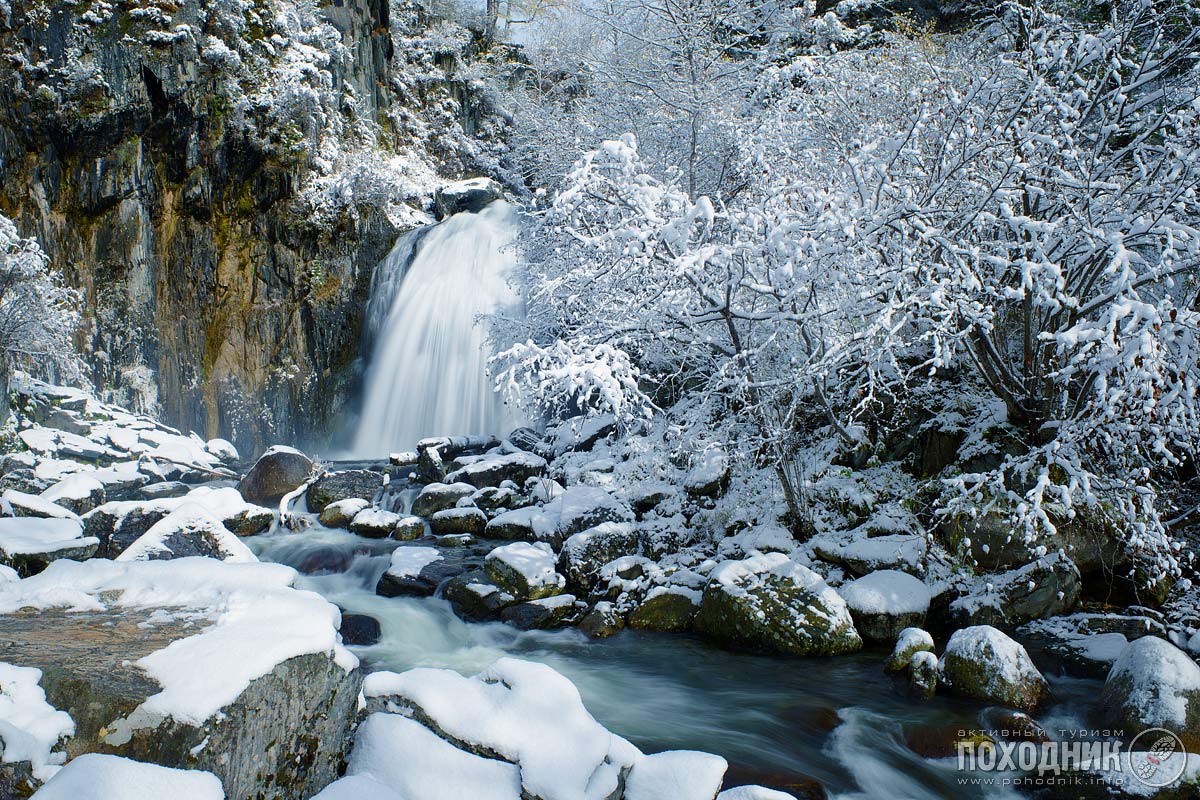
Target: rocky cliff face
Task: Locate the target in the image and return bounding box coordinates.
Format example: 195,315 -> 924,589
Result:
0,0 -> 512,454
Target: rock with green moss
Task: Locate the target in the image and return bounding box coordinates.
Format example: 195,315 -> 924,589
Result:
628,588 -> 700,632
484,542 -> 567,601
694,554 -> 863,655
430,507 -> 487,536
949,554 -> 1081,629
909,651 -> 939,699
557,522 -> 639,594
939,626 -> 1048,711
885,627 -> 935,672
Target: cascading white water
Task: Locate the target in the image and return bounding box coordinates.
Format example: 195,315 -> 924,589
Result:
351,201 -> 523,456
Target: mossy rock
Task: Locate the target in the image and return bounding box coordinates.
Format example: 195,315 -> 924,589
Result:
628,590 -> 699,632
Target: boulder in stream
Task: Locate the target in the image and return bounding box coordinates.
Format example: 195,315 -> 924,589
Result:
694,553 -> 863,656
939,625 -> 1048,711
237,446 -> 313,506
306,470 -> 384,513
410,482 -> 476,517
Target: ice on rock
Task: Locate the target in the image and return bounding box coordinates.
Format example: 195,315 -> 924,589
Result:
624,750 -> 727,800
341,713 -> 522,800
362,658 -> 642,800
30,753 -> 223,800
0,662 -> 74,781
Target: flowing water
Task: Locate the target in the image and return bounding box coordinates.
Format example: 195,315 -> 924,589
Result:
351,202 -> 524,457
251,528 -> 1104,800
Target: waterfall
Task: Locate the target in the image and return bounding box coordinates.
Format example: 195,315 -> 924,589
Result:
351,201 -> 523,457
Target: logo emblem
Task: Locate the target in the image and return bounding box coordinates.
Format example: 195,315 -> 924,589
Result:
1128,728 -> 1188,788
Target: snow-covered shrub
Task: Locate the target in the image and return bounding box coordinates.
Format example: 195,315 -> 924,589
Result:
0,214 -> 81,388
515,1 -> 1200,577
492,338 -> 653,429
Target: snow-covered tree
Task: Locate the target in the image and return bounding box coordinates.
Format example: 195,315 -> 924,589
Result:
510,0 -> 1200,580
0,215 -> 81,394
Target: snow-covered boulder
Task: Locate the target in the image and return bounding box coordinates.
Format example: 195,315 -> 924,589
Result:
443,572 -> 517,622
683,450 -> 729,499
0,518 -> 98,577
115,504 -> 256,563
393,516 -> 427,541
204,438 -> 240,464
501,594 -> 584,630
375,547 -> 462,598
885,627 -> 935,672
411,482 -> 477,517
485,542 -> 567,601
30,754 -> 223,800
236,446 -> 313,505
628,586 -> 701,632
839,570 -> 931,643
949,554 -> 1081,629
1100,636 -> 1200,749
811,532 -> 927,576
694,553 -> 863,655
321,712 -> 522,800
2,490 -> 78,521
557,522 -> 640,594
82,488 -> 273,557
445,451 -> 548,489
1018,612 -> 1166,680
39,475 -> 105,515
0,558 -> 361,799
349,507 -> 402,539
0,662 -> 73,793
939,626 -> 1048,711
717,788 -> 799,800
430,507 -> 487,536
306,469 -> 384,513
624,750 -> 727,800
434,177 -> 505,218
486,487 -> 634,549
579,602 -> 625,639
470,485 -> 528,513
549,415 -> 616,455
909,651 -> 939,699
318,498 -> 371,529
363,658 -> 643,800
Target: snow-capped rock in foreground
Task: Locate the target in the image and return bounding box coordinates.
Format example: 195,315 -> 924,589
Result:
347,657 -> 777,800
0,558 -> 360,798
